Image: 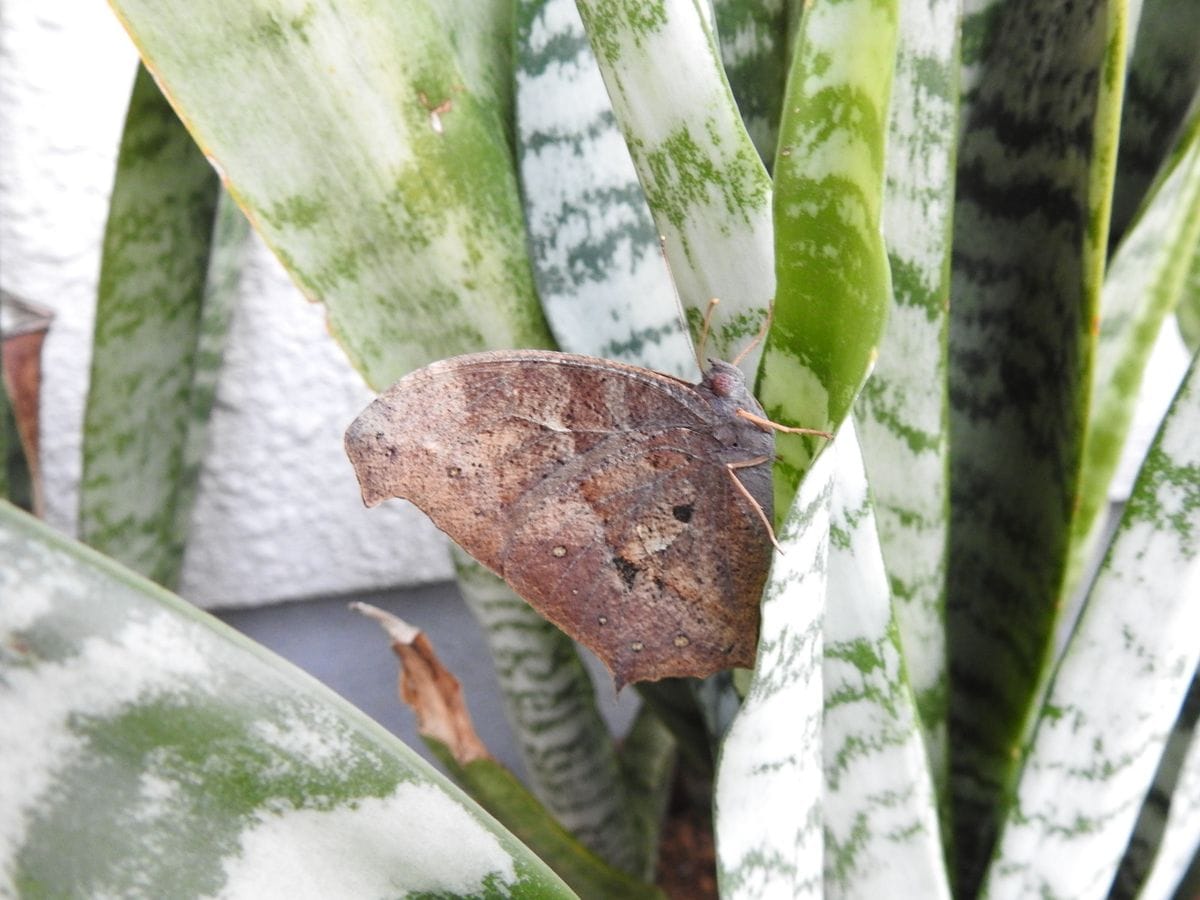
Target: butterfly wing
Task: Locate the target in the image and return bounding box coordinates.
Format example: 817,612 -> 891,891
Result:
344,350 -> 772,684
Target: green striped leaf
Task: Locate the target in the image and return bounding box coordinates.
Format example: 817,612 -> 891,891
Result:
617,706 -> 676,882
761,0 -> 899,511
981,351 -> 1200,898
1067,108 -> 1200,596
515,0 -> 692,376
432,0 -> 518,143
853,0 -> 960,786
946,0 -> 1127,883
715,445 -> 835,898
712,0 -> 790,169
824,423 -> 950,897
1136,672 -> 1200,899
440,752 -> 665,898
1111,668 -> 1200,899
452,550 -> 641,876
1175,222 -> 1200,353
0,501 -> 573,898
79,64 -> 243,588
575,0 -> 775,368
110,0 -> 555,391
1108,0 -> 1200,251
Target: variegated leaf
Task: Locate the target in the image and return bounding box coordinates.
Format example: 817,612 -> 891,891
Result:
1136,670 -> 1200,899
1067,108 -> 1200,596
617,706 -> 677,882
711,0 -> 789,169
761,0 -> 899,512
80,64 -> 244,589
575,0 -> 775,370
824,422 -> 950,898
714,445 -> 834,899
1108,0 -> 1200,250
1110,668 -> 1200,899
109,0 -> 555,391
946,0 -> 1127,883
0,501 -> 573,897
1179,239 -> 1200,353
854,0 -> 960,784
515,0 -> 693,377
981,351 -> 1200,898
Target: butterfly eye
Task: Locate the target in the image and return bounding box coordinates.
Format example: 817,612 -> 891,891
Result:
710,370 -> 737,397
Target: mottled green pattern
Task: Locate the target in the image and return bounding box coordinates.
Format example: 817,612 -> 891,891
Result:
824,424 -> 949,898
760,0 -> 898,514
715,446 -> 833,899
617,707 -> 676,882
1134,666 -> 1200,899
80,64 -> 236,588
453,550 -> 641,875
1108,0 -> 1200,251
432,0 -> 518,148
1109,669 -> 1200,899
853,0 -> 959,790
425,741 -> 664,897
0,502 -> 572,898
515,0 -> 692,377
946,0 -> 1126,885
981,353 -> 1200,898
1179,241 -> 1200,353
712,0 -> 789,170
1068,110 -> 1200,596
576,0 -> 775,369
110,0 -> 554,391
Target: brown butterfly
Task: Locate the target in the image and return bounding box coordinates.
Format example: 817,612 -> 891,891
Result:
344,347 -> 826,686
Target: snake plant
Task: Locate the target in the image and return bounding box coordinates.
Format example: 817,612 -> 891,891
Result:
3,0 -> 1198,896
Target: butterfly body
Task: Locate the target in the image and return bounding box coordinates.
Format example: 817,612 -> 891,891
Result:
345,349 -> 773,685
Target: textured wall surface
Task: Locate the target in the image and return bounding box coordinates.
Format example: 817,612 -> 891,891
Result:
0,0 -> 450,608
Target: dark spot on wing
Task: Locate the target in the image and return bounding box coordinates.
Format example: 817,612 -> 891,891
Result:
672,503 -> 694,523
613,555 -> 639,589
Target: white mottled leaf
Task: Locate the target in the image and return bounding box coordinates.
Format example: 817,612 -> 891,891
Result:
715,445 -> 834,898
982,352 -> 1200,898
824,422 -> 950,898
515,0 -> 693,376
576,0 -> 775,371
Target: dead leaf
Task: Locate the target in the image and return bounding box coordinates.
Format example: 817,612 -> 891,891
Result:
350,601 -> 490,765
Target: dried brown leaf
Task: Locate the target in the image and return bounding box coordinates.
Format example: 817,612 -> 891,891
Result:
351,601 -> 491,765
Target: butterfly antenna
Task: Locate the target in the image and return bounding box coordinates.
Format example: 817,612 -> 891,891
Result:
731,303 -> 774,367
659,234 -> 716,373
696,296 -> 720,369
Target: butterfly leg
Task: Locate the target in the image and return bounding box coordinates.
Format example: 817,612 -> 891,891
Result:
695,296 -> 720,365
735,408 -> 832,440
725,456 -> 783,553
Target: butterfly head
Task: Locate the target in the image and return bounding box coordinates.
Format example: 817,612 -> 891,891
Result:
703,358 -> 747,399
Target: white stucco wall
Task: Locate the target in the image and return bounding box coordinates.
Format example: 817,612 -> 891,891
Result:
0,0 -> 451,608
1,1 -> 1191,610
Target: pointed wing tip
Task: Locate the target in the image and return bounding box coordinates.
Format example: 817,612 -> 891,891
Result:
344,412 -> 393,508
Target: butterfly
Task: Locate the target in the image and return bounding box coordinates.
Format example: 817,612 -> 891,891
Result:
345,330 -> 827,685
